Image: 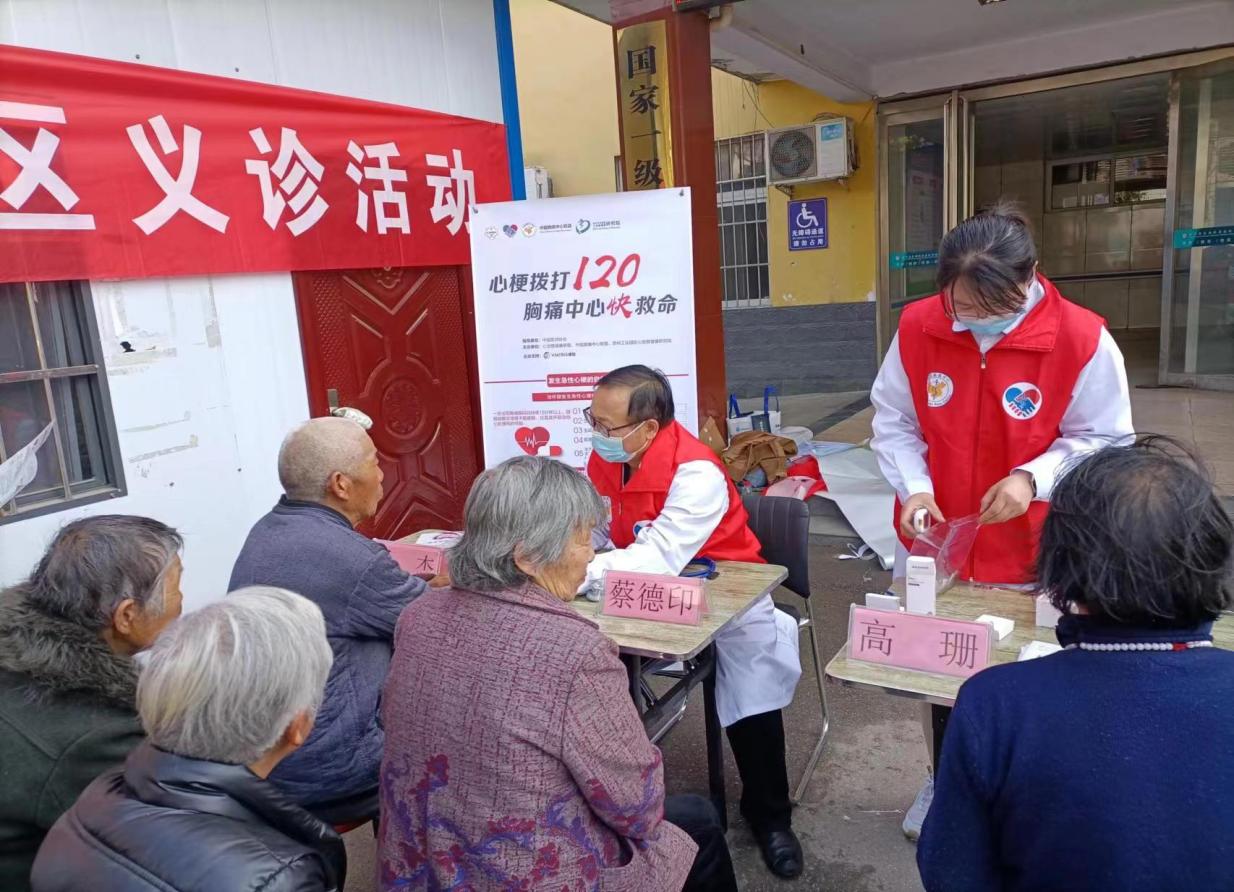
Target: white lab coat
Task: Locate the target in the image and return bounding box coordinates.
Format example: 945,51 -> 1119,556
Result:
584,460 -> 802,727
871,278 -> 1136,581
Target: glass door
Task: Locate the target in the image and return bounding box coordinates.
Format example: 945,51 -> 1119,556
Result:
878,95 -> 967,349
1161,61 -> 1234,390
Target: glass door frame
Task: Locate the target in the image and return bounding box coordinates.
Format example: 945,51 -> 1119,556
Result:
876,47 -> 1234,381
1160,61 -> 1234,391
875,93 -> 967,357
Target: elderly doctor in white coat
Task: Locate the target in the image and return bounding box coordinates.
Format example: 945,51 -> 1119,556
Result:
581,365 -> 804,880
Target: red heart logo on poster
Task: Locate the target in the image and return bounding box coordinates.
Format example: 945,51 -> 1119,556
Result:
515,426 -> 551,455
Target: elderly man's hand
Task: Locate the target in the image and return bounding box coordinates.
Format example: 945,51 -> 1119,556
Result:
427,573 -> 451,588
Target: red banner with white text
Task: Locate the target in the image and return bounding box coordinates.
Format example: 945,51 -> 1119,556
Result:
0,44 -> 510,283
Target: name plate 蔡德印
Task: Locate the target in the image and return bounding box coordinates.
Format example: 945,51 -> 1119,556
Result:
600,570 -> 706,626
846,604 -> 992,678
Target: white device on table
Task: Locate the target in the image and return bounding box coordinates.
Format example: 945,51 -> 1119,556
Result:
865,591 -> 902,611
905,556 -> 937,615
975,614 -> 1015,641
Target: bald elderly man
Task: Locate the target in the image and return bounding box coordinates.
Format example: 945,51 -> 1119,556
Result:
229,417 -> 427,819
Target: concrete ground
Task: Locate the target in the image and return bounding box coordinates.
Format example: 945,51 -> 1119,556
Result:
341,535 -> 918,892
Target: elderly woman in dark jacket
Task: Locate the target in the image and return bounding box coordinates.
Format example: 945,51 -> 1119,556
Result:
379,456 -> 738,892
918,439 -> 1234,892
32,586 -> 344,892
0,515 -> 183,891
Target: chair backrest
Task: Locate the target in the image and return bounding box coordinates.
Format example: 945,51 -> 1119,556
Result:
742,494 -> 811,600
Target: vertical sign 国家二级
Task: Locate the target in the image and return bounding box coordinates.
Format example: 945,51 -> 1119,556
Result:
469,189 -> 697,469
616,20 -> 674,192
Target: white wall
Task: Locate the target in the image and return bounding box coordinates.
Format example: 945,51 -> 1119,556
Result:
0,0 -> 505,610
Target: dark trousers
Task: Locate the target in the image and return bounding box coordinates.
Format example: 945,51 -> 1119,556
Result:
665,794 -> 739,892
726,708 -> 793,833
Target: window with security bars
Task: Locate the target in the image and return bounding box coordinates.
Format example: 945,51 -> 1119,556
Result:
715,133 -> 770,309
0,281 -> 125,523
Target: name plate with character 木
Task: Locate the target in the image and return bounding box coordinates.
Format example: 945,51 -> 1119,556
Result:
379,540 -> 446,576
601,570 -> 706,626
846,605 -> 992,678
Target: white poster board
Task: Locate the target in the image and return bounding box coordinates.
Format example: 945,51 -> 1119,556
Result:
470,189 -> 697,468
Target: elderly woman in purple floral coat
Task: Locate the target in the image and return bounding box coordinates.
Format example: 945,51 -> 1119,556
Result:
378,456 -> 737,891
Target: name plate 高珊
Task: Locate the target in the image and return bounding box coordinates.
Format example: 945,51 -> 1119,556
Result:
846,604 -> 992,678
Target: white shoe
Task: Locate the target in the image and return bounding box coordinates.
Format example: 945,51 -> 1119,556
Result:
902,776 -> 934,841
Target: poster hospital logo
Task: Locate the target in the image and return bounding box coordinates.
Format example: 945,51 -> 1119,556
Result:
576,219 -> 591,233
1002,382 -> 1043,420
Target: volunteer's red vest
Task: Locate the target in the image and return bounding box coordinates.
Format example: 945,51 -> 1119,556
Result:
587,420 -> 764,564
895,275 -> 1104,584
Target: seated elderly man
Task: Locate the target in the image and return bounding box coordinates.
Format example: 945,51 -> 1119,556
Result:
918,438 -> 1234,891
379,456 -> 738,891
0,516 -> 183,892
31,587 -> 344,892
229,417 -> 427,816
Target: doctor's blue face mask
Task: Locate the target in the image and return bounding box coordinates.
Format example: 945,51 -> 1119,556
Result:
591,422 -> 646,463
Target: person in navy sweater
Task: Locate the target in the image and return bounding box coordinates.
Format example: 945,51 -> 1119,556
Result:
918,438 -> 1234,892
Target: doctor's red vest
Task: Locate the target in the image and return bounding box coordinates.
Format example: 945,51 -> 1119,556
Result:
587,421 -> 764,563
895,275 -> 1104,584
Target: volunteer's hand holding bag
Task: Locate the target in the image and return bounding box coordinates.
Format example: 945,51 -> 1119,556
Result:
908,514 -> 981,595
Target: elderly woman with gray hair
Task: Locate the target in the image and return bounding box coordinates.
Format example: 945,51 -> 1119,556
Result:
0,515 -> 183,892
32,587 -> 345,892
378,456 -> 738,892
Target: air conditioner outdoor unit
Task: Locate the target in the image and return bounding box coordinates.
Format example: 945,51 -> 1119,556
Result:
523,166 -> 553,199
764,118 -> 856,186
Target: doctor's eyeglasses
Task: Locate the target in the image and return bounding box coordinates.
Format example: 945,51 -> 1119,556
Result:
582,407 -> 641,438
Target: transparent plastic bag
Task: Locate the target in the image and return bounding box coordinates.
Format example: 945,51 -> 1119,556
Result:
909,513 -> 981,594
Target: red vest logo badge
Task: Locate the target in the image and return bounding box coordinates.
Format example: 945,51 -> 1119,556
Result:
1002,382 -> 1043,420
926,372 -> 954,408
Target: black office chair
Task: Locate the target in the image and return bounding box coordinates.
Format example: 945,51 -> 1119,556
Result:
742,493 -> 829,803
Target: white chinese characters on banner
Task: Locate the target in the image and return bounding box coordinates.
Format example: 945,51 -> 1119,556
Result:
346,140 -> 410,234
245,127 -> 328,236
126,114 -> 230,234
469,189 -> 697,469
426,149 -> 474,235
2,92 -> 478,244
0,100 -> 95,231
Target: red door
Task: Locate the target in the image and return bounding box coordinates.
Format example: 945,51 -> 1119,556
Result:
293,266 -> 481,539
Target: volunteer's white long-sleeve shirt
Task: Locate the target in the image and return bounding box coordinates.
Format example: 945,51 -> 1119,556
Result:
871,279 -> 1135,502
584,460 -> 727,586
582,458 -> 803,728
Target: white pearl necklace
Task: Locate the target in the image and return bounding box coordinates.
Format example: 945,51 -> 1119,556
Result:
1066,640 -> 1213,652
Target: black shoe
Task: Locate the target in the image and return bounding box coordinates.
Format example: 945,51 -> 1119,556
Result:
754,828 -> 803,879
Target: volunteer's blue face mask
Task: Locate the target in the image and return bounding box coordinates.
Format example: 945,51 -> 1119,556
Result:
956,310 -> 1025,337
591,422 -> 646,463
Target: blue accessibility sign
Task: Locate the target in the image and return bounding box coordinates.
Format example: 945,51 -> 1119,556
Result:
890,250 -> 939,269
789,198 -> 828,251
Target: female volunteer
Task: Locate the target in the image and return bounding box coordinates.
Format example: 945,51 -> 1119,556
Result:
871,201 -> 1134,585
869,202 -> 1135,839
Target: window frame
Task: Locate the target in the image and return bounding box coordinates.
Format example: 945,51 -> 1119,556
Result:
0,281 -> 126,524
715,133 -> 771,310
